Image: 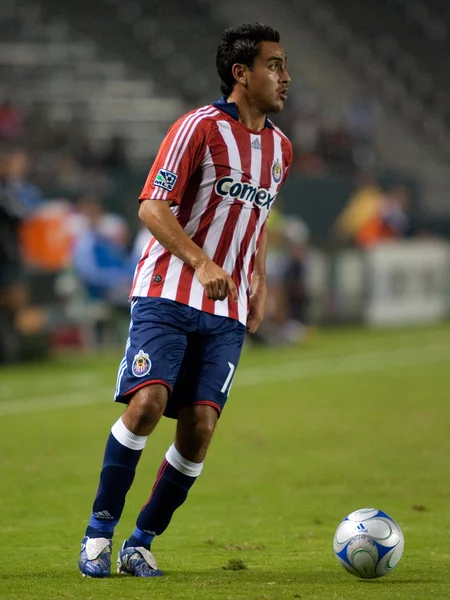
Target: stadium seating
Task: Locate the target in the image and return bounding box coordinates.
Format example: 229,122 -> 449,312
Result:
0,0 -> 183,162
286,0 -> 450,158
2,0 -> 450,197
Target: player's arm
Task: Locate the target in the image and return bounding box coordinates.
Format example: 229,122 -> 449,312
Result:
139,199 -> 237,302
247,225 -> 268,334
138,115 -> 237,302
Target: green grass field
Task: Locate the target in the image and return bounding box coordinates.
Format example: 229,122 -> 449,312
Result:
1,323 -> 450,599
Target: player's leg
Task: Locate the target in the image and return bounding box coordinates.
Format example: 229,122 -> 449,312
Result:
175,403 -> 218,461
85,383 -> 169,534
127,402 -> 217,543
78,385 -> 168,578
79,298 -> 192,577
117,404 -> 216,577
119,315 -> 245,576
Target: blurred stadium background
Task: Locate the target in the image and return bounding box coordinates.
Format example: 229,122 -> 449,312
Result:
1,0 -> 450,359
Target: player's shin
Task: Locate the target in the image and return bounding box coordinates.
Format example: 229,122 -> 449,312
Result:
127,443 -> 203,549
85,417 -> 148,538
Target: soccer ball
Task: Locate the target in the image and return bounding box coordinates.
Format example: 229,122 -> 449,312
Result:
333,508 -> 404,579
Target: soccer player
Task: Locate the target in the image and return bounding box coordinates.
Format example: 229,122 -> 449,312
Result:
79,22 -> 292,578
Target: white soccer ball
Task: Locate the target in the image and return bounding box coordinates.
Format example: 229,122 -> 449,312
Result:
333,508 -> 404,579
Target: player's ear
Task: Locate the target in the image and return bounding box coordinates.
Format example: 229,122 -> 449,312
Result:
231,63 -> 248,87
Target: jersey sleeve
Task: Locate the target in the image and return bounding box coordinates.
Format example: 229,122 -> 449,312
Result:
139,113 -> 210,204
280,137 -> 293,187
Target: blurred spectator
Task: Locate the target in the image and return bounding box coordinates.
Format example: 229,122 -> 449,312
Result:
8,148 -> 43,212
283,216 -> 310,330
319,114 -> 355,173
290,91 -> 326,175
264,205 -> 289,332
0,142 -> 28,362
344,94 -> 379,170
72,197 -> 133,305
0,97 -> 25,142
101,135 -> 129,172
333,172 -> 384,246
279,89 -> 379,174
355,184 -> 411,247
292,92 -> 321,153
130,225 -> 152,266
254,208 -> 311,346
333,173 -> 411,248
71,197 -> 134,345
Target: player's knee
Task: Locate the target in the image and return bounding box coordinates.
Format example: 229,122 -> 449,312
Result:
193,418 -> 216,445
187,405 -> 218,443
127,384 -> 168,428
175,405 -> 218,462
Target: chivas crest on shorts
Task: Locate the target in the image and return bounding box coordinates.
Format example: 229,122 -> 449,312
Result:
132,350 -> 152,377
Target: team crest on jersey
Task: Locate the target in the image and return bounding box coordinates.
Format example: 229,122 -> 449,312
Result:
272,159 -> 282,183
132,350 -> 152,377
154,168 -> 178,192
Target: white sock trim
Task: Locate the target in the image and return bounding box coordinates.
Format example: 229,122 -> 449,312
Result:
165,443 -> 203,477
111,418 -> 148,451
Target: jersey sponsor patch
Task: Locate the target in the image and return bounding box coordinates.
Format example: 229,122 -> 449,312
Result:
154,168 -> 178,192
214,176 -> 277,209
132,349 -> 152,377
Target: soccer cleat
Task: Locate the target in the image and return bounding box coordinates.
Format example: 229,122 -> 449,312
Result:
78,536 -> 112,578
117,540 -> 163,577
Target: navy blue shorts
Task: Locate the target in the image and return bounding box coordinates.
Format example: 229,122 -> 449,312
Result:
114,297 -> 246,418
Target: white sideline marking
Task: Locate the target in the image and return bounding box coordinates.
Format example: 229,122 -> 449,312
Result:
237,342 -> 450,387
0,373 -> 100,397
0,342 -> 449,417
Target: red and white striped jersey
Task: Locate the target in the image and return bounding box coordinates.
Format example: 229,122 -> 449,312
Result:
130,98 -> 293,325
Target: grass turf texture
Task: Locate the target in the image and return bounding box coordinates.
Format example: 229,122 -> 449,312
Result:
1,323 -> 449,599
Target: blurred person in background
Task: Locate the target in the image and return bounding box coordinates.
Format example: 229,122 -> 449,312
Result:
8,147 -> 43,212
332,172 -> 384,247
78,22 -> 292,579
101,135 -> 130,173
354,183 -> 410,248
251,209 -> 310,346
130,224 -> 152,267
71,196 -> 134,312
289,91 -> 325,175
70,196 -> 134,346
379,184 -> 410,238
344,93 -> 379,171
0,94 -> 25,142
0,142 -> 28,363
333,174 -> 411,248
283,216 -> 310,338
318,112 -> 355,173
258,204 -> 290,344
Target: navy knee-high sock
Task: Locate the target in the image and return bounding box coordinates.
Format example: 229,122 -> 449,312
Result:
86,418 -> 147,538
127,444 -> 203,549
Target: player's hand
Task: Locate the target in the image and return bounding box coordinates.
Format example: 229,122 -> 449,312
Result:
247,286 -> 267,333
246,286 -> 267,333
195,259 -> 238,302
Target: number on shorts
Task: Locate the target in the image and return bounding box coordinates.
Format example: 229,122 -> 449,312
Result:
221,362 -> 235,397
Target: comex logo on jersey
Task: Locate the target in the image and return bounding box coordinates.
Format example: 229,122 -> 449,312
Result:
214,177 -> 277,209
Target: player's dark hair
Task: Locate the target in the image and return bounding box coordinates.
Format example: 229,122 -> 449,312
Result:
216,23 -> 280,97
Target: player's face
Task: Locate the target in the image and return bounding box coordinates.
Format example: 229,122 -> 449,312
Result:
247,41 -> 290,114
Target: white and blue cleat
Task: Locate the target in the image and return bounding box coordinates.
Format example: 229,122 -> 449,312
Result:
78,536 -> 112,578
117,540 -> 163,577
